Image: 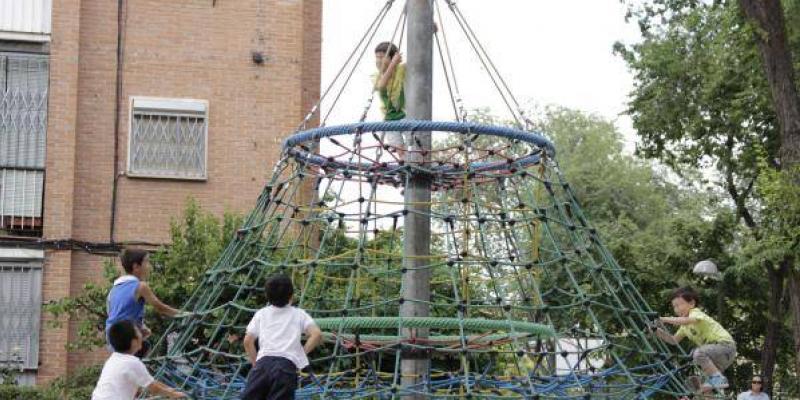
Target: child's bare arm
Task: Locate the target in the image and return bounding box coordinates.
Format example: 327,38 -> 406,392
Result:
146,380 -> 187,398
138,282 -> 180,317
243,333 -> 258,364
659,316 -> 698,326
376,52 -> 403,90
303,324 -> 323,355
654,328 -> 685,345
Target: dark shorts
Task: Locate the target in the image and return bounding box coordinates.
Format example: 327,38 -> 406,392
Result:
241,356 -> 298,400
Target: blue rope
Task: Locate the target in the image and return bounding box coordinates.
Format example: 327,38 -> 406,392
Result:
154,362 -> 681,399
282,120 -> 554,175
283,120 -> 556,156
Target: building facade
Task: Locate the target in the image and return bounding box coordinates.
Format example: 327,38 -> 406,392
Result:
0,0 -> 321,383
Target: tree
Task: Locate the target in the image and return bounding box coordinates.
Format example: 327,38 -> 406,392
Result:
617,0 -> 800,391
738,0 -> 800,377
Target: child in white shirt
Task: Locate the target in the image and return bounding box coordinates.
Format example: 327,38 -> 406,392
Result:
242,275 -> 322,400
92,320 -> 186,400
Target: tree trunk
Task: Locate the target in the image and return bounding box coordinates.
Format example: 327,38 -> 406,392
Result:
739,0 -> 800,378
738,0 -> 800,165
761,262 -> 785,394
789,263 -> 800,375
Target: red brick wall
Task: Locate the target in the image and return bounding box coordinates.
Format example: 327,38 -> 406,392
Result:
38,0 -> 81,382
39,0 -> 322,382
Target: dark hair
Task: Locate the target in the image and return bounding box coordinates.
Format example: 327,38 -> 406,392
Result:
670,287 -> 700,306
265,274 -> 294,307
108,320 -> 139,353
120,249 -> 148,274
375,42 -> 399,58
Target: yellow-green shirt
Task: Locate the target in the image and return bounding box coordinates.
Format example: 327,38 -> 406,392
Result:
374,64 -> 406,121
676,308 -> 734,346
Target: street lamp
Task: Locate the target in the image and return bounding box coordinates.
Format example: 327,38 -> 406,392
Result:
693,259 -> 722,281
692,259 -> 724,319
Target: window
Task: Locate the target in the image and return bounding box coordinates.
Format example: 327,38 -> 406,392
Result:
0,250 -> 43,383
0,52 -> 48,233
128,97 -> 208,180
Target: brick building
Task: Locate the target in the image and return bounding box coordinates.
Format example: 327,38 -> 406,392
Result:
0,0 -> 321,384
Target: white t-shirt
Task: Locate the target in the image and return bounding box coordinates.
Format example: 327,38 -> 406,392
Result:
92,352 -> 154,400
738,391 -> 769,400
246,305 -> 316,369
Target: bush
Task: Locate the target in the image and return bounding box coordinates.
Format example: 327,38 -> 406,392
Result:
0,365 -> 99,400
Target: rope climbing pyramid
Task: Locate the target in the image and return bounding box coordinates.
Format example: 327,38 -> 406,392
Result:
145,120 -> 694,399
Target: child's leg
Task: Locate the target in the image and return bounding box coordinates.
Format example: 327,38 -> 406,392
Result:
264,358 -> 298,400
382,131 -> 406,161
242,358 -> 274,400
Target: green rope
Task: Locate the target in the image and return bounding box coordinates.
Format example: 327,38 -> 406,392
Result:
321,332 -> 535,343
315,316 -> 555,336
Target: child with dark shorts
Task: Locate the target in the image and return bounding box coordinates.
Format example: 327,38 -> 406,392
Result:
241,275 -> 323,400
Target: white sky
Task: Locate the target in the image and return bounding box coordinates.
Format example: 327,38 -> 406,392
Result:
320,0 -> 641,146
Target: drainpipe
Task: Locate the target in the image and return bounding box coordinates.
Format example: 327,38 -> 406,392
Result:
110,0 -> 127,243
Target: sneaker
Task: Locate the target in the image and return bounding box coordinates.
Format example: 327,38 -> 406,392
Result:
701,374 -> 729,390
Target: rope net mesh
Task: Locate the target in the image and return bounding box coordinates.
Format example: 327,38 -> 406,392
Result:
145,120 -> 692,399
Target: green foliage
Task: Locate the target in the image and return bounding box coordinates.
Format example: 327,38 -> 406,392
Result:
0,365 -> 100,400
147,199 -> 243,337
617,1 -> 781,181
740,163 -> 800,269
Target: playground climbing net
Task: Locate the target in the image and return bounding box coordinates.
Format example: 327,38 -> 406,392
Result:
144,120 -> 695,399
144,0 -> 698,398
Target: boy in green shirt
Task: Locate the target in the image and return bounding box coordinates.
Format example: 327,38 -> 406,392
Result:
374,42 -> 406,158
654,287 -> 736,391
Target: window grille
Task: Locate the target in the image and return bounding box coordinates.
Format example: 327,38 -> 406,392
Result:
128,97 -> 208,180
0,259 -> 42,371
0,53 -> 48,232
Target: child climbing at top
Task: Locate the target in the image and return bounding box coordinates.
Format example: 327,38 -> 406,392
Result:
652,287 -> 736,391
105,248 -> 185,357
374,41 -> 405,122
241,274 -> 323,400
374,41 -> 406,158
92,320 -> 186,399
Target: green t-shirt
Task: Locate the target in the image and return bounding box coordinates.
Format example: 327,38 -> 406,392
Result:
376,63 -> 406,121
676,308 -> 734,346
379,87 -> 405,121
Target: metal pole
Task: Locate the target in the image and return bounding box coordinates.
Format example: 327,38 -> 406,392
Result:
401,0 -> 433,398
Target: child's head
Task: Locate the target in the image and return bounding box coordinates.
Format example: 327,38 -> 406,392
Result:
108,320 -> 143,354
669,286 -> 699,317
265,274 -> 294,307
120,249 -> 149,279
375,42 -> 399,71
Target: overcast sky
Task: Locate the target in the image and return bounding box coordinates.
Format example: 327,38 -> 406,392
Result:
320,0 -> 641,147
